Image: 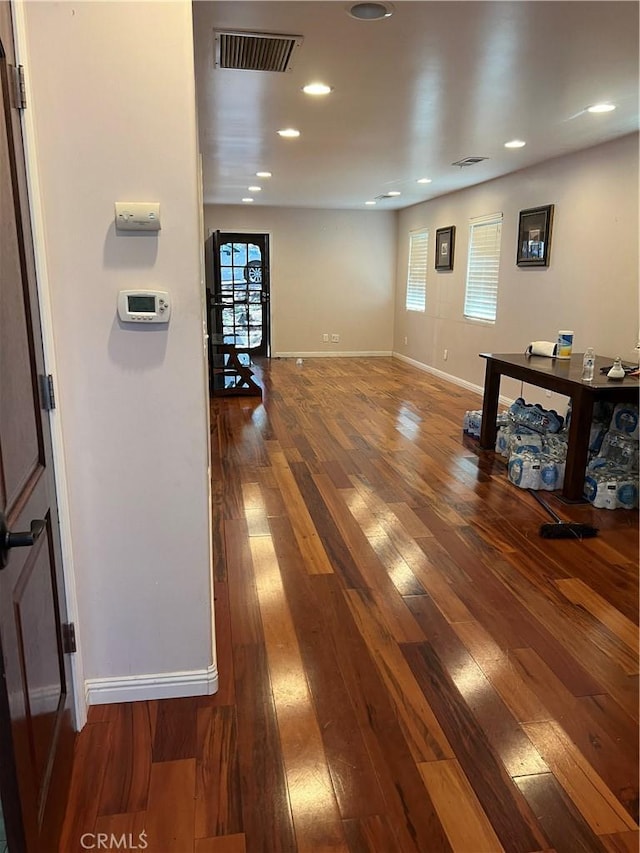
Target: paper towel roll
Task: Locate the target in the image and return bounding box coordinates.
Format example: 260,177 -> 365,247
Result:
526,341 -> 558,357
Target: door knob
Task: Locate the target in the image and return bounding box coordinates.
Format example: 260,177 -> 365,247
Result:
0,511 -> 46,569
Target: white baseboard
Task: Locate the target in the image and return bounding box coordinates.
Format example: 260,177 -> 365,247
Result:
392,352 -> 514,408
85,663 -> 218,706
273,350 -> 393,359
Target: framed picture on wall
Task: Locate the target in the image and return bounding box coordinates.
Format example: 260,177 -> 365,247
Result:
435,226 -> 455,271
517,204 -> 554,267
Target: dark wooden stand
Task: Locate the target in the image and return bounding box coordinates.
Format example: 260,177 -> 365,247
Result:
211,345 -> 262,397
479,352 -> 638,501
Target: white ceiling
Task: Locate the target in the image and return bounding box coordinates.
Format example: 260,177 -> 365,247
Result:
192,1 -> 639,211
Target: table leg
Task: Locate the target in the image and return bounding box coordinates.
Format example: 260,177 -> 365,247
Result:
479,361 -> 501,449
563,388 -> 594,501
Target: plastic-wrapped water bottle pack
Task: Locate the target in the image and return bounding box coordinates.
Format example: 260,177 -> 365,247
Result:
584,470 -> 638,509
610,403 -> 639,440
462,410 -> 483,438
582,402 -> 639,509
507,397 -> 564,434
464,399 -> 568,490
597,430 -> 638,472
463,399 -> 638,506
508,451 -> 566,491
462,410 -> 509,439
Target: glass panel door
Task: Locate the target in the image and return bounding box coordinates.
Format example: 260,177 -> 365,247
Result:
212,232 -> 270,356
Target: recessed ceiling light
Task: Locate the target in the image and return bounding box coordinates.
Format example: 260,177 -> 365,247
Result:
256,171 -> 272,178
387,190 -> 401,196
587,103 -> 616,113
348,2 -> 393,20
248,186 -> 262,192
242,197 -> 254,203
365,200 -> 377,205
302,83 -> 333,96
417,177 -> 432,184
277,128 -> 300,138
504,139 -> 526,148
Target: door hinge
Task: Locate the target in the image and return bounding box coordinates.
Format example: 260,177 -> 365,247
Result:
39,374 -> 56,410
62,623 -> 77,654
10,65 -> 26,110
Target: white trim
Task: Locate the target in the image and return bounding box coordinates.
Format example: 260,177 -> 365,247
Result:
274,350 -> 393,358
12,2 -> 87,729
392,352 -> 514,408
86,664 -> 219,706
197,157 -> 218,696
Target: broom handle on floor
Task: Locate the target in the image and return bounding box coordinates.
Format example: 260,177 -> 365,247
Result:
528,489 -> 563,523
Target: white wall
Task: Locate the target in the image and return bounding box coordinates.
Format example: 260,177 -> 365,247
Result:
394,134 -> 639,407
205,206 -> 396,356
20,1 -> 214,702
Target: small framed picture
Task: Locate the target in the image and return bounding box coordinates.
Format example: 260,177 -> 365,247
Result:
517,205 -> 554,267
435,226 -> 455,271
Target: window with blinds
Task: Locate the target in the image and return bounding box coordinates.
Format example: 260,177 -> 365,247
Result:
405,229 -> 429,312
464,214 -> 503,322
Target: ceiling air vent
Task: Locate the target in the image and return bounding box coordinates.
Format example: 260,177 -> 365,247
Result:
452,157 -> 489,167
214,30 -> 303,72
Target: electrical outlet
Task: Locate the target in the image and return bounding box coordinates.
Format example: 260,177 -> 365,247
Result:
331,334 -> 339,343
443,349 -> 448,360
546,389 -> 552,397
322,333 -> 329,342
404,336 -> 408,345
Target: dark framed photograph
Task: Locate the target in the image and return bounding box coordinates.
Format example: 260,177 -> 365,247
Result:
517,204 -> 554,267
435,226 -> 455,271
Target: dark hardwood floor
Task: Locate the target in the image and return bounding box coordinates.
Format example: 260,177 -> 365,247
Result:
60,357 -> 639,852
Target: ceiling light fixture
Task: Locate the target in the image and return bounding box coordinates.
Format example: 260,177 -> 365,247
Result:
242,197 -> 254,203
277,128 -> 301,138
302,82 -> 333,95
504,139 -> 526,148
348,2 -> 393,20
365,200 -> 377,205
256,171 -> 272,178
417,177 -> 432,184
387,190 -> 401,196
248,186 -> 262,192
587,103 -> 616,113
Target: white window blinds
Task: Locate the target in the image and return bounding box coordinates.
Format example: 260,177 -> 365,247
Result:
464,214 -> 503,322
405,229 -> 428,312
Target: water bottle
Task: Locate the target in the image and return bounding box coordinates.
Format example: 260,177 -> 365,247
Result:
582,347 -> 595,381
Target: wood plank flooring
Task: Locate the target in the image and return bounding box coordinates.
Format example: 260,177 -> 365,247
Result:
59,357 -> 639,852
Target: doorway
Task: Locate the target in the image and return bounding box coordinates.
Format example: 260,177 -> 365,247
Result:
206,231 -> 271,357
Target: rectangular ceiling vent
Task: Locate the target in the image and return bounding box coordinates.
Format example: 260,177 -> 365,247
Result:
214,30 -> 303,72
452,157 -> 488,167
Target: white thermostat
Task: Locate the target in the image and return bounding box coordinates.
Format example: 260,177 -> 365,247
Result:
118,290 -> 171,324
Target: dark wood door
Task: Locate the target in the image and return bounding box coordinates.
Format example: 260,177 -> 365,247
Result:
0,4 -> 75,850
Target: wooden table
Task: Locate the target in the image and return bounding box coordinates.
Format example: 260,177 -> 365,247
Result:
479,352 -> 639,501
